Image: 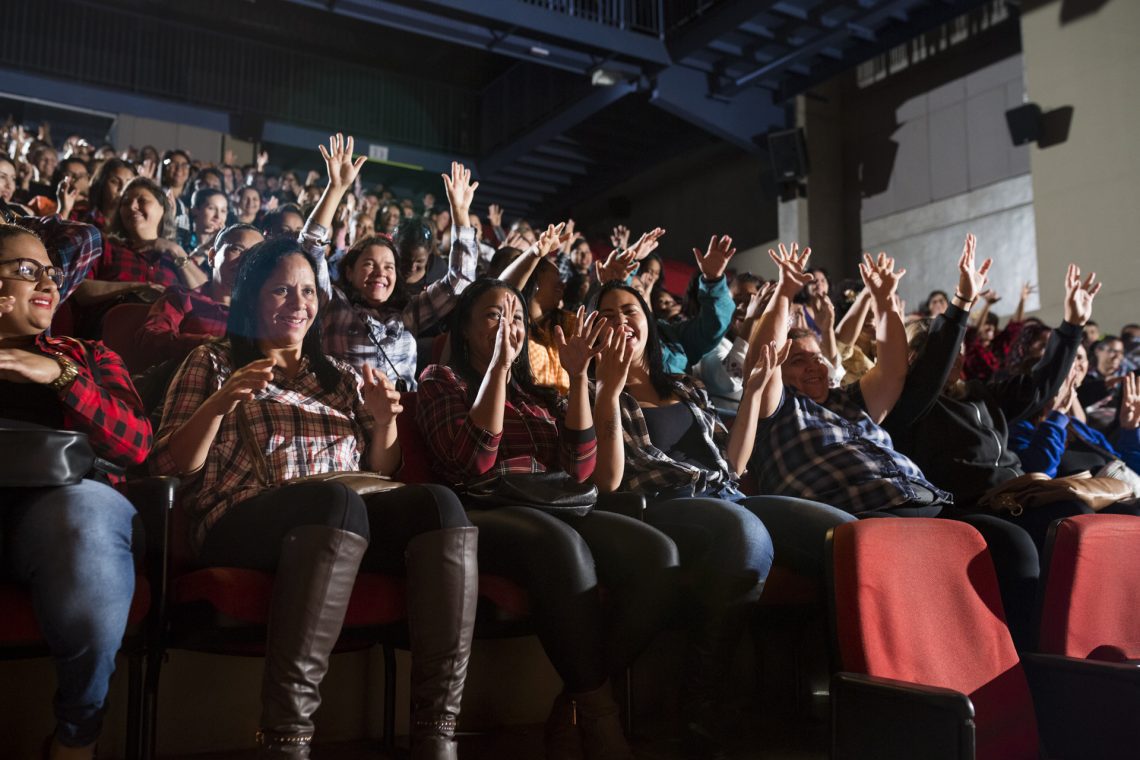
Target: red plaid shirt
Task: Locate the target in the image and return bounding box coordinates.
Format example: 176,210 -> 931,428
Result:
415,363 -> 596,489
138,286 -> 229,364
87,239 -> 184,287
151,342 -> 375,550
0,334 -> 152,470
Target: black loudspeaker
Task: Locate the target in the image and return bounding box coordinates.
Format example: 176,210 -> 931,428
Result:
1005,103 -> 1042,146
768,128 -> 810,182
229,112 -> 264,143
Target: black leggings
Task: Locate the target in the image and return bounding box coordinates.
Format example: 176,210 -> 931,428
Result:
198,482 -> 470,574
469,506 -> 679,692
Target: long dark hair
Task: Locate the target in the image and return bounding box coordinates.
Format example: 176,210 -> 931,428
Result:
225,237 -> 340,393
89,157 -> 131,215
522,257 -> 570,338
447,278 -> 562,409
339,234 -> 407,312
587,281 -> 675,401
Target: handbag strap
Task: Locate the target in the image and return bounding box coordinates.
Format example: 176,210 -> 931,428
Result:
1065,419 -> 1121,463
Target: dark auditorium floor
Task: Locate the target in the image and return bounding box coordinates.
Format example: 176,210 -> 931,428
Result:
169,699 -> 829,759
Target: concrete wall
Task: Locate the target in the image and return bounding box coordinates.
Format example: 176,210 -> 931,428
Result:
1019,0 -> 1140,333
110,114 -> 226,164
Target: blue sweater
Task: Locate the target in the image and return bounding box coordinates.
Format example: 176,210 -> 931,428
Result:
1009,412 -> 1140,477
658,275 -> 734,374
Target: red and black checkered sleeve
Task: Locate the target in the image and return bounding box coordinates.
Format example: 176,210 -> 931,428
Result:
416,364 -> 502,482
59,340 -> 152,466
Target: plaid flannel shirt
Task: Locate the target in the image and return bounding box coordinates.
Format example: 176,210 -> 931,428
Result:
751,385 -> 952,514
0,334 -> 152,471
18,216 -> 103,302
416,363 -> 596,489
303,222 -> 477,387
608,376 -> 736,497
137,285 -> 228,364
151,342 -> 375,550
87,238 -> 185,287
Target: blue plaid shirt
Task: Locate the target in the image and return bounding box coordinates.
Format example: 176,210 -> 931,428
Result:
750,385 -> 952,514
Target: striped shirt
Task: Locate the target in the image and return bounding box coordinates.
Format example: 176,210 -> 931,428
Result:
151,342 -> 375,550
751,385 -> 951,514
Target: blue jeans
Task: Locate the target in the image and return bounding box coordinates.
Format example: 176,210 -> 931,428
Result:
736,495 -> 857,578
1,480 -> 136,747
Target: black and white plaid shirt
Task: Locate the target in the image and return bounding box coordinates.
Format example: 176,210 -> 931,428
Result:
750,385 -> 952,514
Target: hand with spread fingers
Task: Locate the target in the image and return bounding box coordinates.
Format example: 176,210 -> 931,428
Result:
628,227 -> 666,261
595,325 -> 635,396
768,242 -> 813,299
955,233 -> 991,305
1120,374 -> 1140,431
441,161 -> 479,229
555,307 -> 608,379
1062,263 -> 1101,326
595,248 -> 638,284
742,339 -> 792,398
318,133 -> 367,193
859,251 -> 907,315
693,234 -> 737,281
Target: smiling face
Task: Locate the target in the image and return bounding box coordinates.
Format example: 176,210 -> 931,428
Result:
782,335 -> 831,402
101,166 -> 135,212
0,158 -> 16,203
194,194 -> 228,237
653,289 -> 681,320
238,187 -> 261,219
162,153 -> 190,189
119,184 -> 165,241
256,254 -> 319,349
348,244 -> 398,306
0,231 -> 60,337
463,286 -> 525,372
210,228 -> 263,294
570,240 -> 593,272
597,287 -> 650,365
1096,339 -> 1125,376
380,205 -> 401,234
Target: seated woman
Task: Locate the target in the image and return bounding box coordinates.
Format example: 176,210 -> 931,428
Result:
305,137 -> 477,388
151,237 -> 477,759
136,223 -> 263,364
187,187 -> 229,267
417,277 -> 679,760
589,280 -> 821,754
80,157 -> 135,231
0,223 -> 151,760
73,176 -> 208,320
236,186 -> 262,226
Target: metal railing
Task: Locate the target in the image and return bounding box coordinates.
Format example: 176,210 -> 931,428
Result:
0,0 -> 479,154
516,0 -> 665,36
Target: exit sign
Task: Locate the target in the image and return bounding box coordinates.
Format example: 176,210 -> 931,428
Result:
369,144 -> 390,162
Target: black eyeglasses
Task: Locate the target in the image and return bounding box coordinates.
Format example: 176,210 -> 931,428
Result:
0,258 -> 65,288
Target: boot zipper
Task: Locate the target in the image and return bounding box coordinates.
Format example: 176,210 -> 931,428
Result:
973,403 -> 1002,466
571,699 -> 578,726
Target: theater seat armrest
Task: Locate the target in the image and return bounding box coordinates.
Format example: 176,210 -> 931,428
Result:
832,672 -> 975,760
594,491 -> 646,521
1022,653 -> 1140,758
121,475 -> 178,613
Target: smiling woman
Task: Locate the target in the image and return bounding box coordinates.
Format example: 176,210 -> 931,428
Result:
0,222 -> 151,760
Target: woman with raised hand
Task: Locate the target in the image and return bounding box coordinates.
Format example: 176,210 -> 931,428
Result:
417,278 -> 679,760
306,135 -> 478,388
0,223 -> 151,760
152,237 -> 477,759
588,280 -> 840,756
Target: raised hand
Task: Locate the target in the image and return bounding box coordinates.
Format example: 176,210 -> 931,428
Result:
318,133 -> 367,192
628,227 -> 666,261
534,222 -> 569,259
1120,374 -> 1140,431
555,308 -> 608,378
859,251 -> 906,313
55,176 -> 77,219
441,161 -> 478,228
488,297 -> 525,373
487,203 -> 504,229
361,364 -> 403,427
813,293 -> 835,331
500,229 -> 529,251
610,225 -> 630,251
595,248 -> 638,284
694,234 -> 736,281
595,326 -> 634,394
742,340 -> 792,397
256,150 -> 269,172
768,242 -> 813,298
1020,281 -> 1038,303
205,358 -> 276,415
138,157 -> 157,180
956,233 -> 991,304
1063,263 -> 1101,326
979,289 -> 1001,305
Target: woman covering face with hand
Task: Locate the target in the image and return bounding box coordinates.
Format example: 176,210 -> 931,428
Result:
151,237 -> 477,759
417,278 -> 679,760
0,223 -> 151,760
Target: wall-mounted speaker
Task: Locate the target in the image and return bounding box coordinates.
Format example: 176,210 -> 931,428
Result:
768,127 -> 810,182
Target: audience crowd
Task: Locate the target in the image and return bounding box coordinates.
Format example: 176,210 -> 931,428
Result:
2,120 -> 1139,760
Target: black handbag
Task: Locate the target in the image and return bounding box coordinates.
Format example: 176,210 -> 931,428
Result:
0,419 -> 98,487
465,471 -> 598,517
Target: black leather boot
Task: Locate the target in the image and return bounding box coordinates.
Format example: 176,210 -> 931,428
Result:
257,525 -> 368,758
405,527 -> 479,760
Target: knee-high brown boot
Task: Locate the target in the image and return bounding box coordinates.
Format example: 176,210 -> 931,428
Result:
404,527 -> 479,760
257,526 -> 368,758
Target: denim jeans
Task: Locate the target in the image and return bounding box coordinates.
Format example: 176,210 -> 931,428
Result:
1,479 -> 136,747
736,495 -> 857,578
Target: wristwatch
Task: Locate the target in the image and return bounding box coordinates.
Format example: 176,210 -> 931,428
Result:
49,355 -> 79,392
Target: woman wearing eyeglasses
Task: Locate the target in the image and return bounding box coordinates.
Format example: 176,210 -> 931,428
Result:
0,223 -> 152,760
303,136 -> 478,389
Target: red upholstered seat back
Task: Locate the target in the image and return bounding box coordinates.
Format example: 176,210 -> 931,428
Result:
830,519 -> 1038,760
396,392 -> 435,485
1039,514 -> 1140,661
102,302 -> 156,374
